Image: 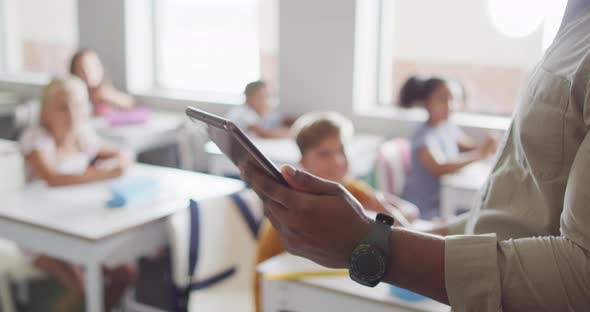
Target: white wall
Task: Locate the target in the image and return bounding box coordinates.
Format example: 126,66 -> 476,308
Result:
78,0 -> 128,89
17,0 -> 77,44
258,0 -> 278,54
279,0 -> 357,117
0,0 -> 11,71
391,0 -> 543,68
125,0 -> 154,93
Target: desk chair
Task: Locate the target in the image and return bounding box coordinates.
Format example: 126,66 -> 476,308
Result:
167,189 -> 263,312
177,121 -> 209,174
0,140 -> 44,312
374,138 -> 411,196
0,239 -> 44,312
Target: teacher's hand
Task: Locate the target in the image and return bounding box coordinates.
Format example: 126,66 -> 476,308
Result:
240,162 -> 372,268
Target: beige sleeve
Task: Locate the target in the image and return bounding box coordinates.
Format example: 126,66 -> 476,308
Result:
446,234 -> 590,312
445,131 -> 590,312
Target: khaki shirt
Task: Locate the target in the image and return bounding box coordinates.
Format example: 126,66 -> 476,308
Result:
445,8 -> 590,312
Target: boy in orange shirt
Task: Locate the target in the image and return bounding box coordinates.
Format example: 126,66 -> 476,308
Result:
254,112 -> 418,311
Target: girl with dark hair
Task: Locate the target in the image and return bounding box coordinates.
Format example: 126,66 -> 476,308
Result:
400,75 -> 497,220
70,49 -> 136,115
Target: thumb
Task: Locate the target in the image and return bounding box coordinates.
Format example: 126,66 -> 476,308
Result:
281,165 -> 342,195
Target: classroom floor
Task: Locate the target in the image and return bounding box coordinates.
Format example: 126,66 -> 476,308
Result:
7,253 -> 172,312
12,277 -> 84,312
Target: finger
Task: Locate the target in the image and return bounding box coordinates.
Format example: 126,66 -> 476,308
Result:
281,165 -> 342,195
240,162 -> 298,207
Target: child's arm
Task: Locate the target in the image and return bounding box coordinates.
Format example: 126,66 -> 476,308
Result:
419,144 -> 491,177
94,83 -> 136,109
95,146 -> 119,159
458,132 -> 498,154
362,194 -> 392,215
248,125 -> 291,139
281,116 -> 297,127
27,151 -> 123,187
95,146 -> 130,163
92,145 -> 132,171
457,131 -> 477,152
359,187 -> 416,227
378,192 -> 419,222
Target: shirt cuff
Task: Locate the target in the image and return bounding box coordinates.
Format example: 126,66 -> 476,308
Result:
445,234 -> 501,312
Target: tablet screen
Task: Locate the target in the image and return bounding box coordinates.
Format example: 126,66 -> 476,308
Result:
186,107 -> 287,185
207,122 -> 249,168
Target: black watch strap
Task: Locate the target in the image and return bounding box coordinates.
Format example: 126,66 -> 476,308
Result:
364,213 -> 393,256
349,213 -> 394,287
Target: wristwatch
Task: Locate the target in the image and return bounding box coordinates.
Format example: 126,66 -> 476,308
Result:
349,213 -> 394,287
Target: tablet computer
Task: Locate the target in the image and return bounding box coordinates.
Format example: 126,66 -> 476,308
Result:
185,106 -> 288,186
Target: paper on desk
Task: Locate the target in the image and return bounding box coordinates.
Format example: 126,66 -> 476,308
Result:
106,176 -> 160,208
25,179 -> 179,210
258,253 -> 347,281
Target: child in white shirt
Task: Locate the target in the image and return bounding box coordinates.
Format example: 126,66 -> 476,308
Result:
226,80 -> 292,138
19,77 -> 135,311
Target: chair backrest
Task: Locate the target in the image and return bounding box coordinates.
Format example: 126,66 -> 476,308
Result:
0,140 -> 25,193
176,121 -> 210,173
167,189 -> 264,311
374,138 -> 411,196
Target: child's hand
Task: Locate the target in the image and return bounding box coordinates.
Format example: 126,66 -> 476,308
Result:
94,158 -> 121,171
478,136 -> 498,159
399,202 -> 420,223
88,165 -> 124,181
485,136 -> 499,154
105,166 -> 125,179
376,192 -> 419,225
118,151 -> 133,169
94,158 -> 126,179
94,153 -> 131,171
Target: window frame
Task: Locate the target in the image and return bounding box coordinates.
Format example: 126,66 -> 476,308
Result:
151,0 -> 164,91
0,0 -> 6,72
0,0 -> 22,73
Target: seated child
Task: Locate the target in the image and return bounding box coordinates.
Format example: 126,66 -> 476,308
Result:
226,80 -> 292,138
253,112 -> 419,311
19,77 -> 136,311
70,49 -> 136,115
399,75 -> 498,220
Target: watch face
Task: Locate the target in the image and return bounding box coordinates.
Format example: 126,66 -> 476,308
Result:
349,244 -> 386,286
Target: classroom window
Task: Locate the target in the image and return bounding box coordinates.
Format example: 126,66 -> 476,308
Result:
0,0 -> 78,75
153,0 -> 278,97
377,0 -> 567,115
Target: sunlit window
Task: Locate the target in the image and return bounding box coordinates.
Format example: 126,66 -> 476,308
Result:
487,0 -> 546,38
376,0 -> 568,115
154,0 -> 278,97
